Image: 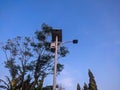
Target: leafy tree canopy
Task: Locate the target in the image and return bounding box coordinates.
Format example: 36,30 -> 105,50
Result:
0,23 -> 69,90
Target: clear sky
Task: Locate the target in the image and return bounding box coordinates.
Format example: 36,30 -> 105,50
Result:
0,0 -> 120,90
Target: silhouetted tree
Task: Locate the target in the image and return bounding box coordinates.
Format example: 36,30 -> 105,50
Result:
77,83 -> 81,90
83,83 -> 88,90
88,69 -> 98,90
0,24 -> 69,90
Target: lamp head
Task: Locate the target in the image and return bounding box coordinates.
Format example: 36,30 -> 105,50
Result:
52,29 -> 62,42
73,39 -> 78,44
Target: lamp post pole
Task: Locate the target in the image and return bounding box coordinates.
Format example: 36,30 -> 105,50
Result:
51,29 -> 78,90
53,36 -> 58,90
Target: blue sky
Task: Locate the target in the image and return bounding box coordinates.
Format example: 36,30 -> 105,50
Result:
0,0 -> 120,90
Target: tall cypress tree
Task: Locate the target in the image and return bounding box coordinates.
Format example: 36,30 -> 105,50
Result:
88,69 -> 98,90
77,83 -> 81,90
83,83 -> 88,90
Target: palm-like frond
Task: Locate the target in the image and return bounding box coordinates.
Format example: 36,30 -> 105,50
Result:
0,76 -> 11,89
0,78 -> 8,87
0,85 -> 8,89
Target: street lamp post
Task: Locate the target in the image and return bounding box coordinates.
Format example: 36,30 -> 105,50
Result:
53,35 -> 58,90
51,30 -> 62,90
51,29 -> 78,90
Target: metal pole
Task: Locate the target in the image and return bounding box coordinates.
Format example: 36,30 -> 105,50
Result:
53,36 -> 58,90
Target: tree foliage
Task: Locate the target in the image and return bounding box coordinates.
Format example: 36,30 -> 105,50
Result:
77,69 -> 98,90
83,83 -> 88,90
77,83 -> 81,90
88,69 -> 98,90
0,24 -> 69,90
